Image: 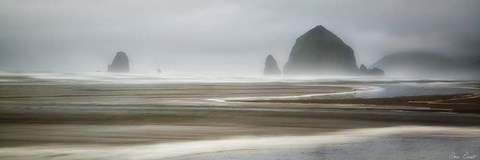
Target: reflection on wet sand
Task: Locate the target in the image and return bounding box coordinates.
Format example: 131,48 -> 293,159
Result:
0,75 -> 479,159
1,126 -> 479,160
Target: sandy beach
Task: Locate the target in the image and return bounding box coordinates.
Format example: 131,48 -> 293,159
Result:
0,73 -> 479,159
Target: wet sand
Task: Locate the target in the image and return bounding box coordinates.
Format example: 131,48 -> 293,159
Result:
0,78 -> 479,159
1,126 -> 479,160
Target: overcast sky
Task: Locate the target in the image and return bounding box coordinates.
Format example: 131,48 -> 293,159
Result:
1,0 -> 479,74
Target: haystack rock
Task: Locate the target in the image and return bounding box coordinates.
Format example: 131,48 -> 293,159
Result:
263,55 -> 281,75
283,25 -> 358,75
107,51 -> 130,72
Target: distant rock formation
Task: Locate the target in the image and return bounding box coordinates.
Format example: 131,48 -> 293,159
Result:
108,51 -> 130,72
283,25 -> 358,75
263,55 -> 281,75
359,64 -> 384,76
157,69 -> 162,73
359,64 -> 367,71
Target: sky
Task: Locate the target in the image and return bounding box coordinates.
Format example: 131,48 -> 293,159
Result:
1,0 -> 479,74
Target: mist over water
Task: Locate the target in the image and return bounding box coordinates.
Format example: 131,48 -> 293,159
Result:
0,71 -> 475,85
1,0 -> 480,75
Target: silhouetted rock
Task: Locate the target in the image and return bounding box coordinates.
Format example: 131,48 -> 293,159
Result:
358,64 -> 384,76
108,51 -> 130,72
359,64 -> 367,71
283,25 -> 358,75
370,67 -> 385,75
263,55 -> 281,75
157,69 -> 162,73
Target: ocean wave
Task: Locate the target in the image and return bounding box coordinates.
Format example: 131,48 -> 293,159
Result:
0,71 -> 450,85
207,85 -> 383,102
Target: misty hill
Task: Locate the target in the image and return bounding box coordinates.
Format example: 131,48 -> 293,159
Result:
471,60 -> 480,68
108,51 -> 130,72
371,52 -> 459,77
283,25 -> 358,75
464,59 -> 480,78
263,55 -> 281,75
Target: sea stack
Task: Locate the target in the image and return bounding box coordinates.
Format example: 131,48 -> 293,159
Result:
108,51 -> 130,72
359,64 -> 385,76
263,55 -> 282,75
283,25 -> 358,75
